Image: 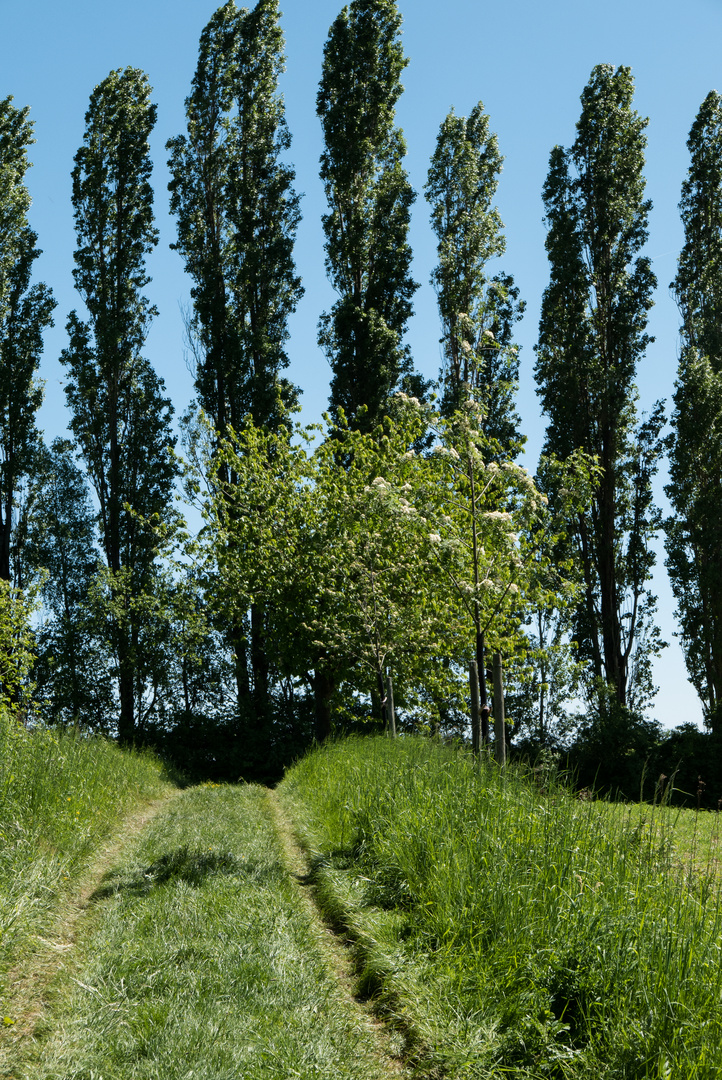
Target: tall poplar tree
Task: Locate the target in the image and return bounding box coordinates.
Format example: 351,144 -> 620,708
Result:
425,103 -> 524,450
666,90 -> 722,731
534,64 -> 663,713
62,68 -> 177,744
318,0 -> 419,430
0,97 -> 55,584
168,0 -> 303,741
167,0 -> 302,432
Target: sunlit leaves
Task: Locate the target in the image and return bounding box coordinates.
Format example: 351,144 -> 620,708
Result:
198,396 -> 586,727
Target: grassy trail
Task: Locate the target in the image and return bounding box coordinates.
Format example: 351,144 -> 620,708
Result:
3,785 -> 407,1080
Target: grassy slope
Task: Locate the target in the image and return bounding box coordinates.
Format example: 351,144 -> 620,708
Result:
0,719 -> 171,1001
12,785 -> 403,1080
278,736 -> 722,1080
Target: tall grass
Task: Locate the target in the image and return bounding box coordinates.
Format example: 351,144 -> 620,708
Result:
281,736 -> 722,1078
0,710 -> 170,976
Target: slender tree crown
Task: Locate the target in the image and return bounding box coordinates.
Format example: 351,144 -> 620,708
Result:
64,67 -> 174,566
666,90 -> 722,730
534,64 -> 662,712
168,0 -> 303,432
317,0 -> 419,430
425,102 -> 524,448
0,96 -> 56,583
71,69 -> 158,355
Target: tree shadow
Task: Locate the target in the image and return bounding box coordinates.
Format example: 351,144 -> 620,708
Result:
87,846 -> 280,903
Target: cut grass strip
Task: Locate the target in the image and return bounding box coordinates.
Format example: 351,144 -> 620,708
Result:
10,784 -> 407,1080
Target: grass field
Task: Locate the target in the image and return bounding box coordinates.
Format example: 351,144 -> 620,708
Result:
5,726 -> 722,1078
279,736 -> 722,1079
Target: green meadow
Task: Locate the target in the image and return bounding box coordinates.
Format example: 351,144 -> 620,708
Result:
4,727 -> 722,1078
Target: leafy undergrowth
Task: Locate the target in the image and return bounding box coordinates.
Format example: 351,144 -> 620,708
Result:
0,713 -> 171,984
13,785 -> 402,1079
278,736 -> 722,1079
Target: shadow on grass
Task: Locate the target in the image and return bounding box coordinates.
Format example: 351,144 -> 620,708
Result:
88,846 -> 283,903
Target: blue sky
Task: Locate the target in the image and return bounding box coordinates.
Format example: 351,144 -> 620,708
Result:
2,0 -> 722,728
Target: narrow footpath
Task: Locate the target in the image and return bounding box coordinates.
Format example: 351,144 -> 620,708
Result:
1,784 -> 410,1080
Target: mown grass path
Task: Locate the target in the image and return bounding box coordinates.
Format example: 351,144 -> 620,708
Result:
3,785 -> 407,1080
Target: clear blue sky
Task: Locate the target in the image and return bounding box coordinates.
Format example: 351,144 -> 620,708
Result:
3,0 -> 722,729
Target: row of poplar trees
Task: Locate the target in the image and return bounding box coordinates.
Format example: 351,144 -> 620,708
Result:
2,0 -> 722,773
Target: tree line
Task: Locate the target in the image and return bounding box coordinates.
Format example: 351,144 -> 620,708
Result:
2,0 -> 722,793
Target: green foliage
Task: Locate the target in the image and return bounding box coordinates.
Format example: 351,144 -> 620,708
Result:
168,0 -> 303,432
204,401 -> 447,727
195,396 -> 587,742
425,102 -> 524,445
0,95 -> 56,583
535,65 -> 664,713
427,405 -> 581,654
168,1 -> 304,743
317,0 -> 420,430
282,736 -> 722,1077
666,90 -> 722,731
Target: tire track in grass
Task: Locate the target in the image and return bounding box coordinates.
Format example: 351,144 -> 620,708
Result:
0,789 -> 180,1071
264,788 -> 409,1077
5,784 -> 412,1080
